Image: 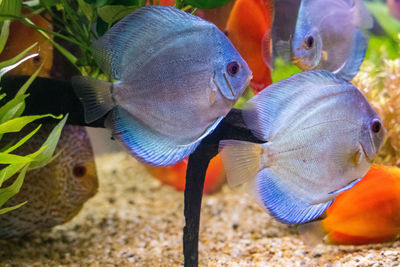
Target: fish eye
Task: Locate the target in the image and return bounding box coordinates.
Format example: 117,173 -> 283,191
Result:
303,36 -> 314,50
227,61 -> 240,76
371,119 -> 382,133
73,165 -> 87,177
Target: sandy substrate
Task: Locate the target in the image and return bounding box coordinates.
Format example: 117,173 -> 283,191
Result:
1,152 -> 400,266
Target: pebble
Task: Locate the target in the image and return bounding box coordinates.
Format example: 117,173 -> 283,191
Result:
0,152 -> 399,266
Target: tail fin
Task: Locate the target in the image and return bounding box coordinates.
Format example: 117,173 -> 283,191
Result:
219,140 -> 262,187
72,76 -> 114,124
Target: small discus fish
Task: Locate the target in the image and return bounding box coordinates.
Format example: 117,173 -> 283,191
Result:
291,0 -> 373,81
301,165 -> 400,245
225,0 -> 273,93
0,125 -> 98,239
72,6 -> 251,166
220,70 -> 385,224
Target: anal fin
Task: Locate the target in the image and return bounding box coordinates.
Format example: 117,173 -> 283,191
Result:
251,169 -> 333,224
111,107 -> 214,166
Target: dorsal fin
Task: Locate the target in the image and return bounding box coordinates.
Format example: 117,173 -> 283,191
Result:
92,6 -> 207,79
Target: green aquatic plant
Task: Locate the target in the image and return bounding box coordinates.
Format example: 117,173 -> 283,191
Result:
0,20 -> 66,214
353,54 -> 400,167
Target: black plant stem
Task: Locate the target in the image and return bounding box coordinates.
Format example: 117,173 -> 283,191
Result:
183,110 -> 263,267
183,143 -> 216,267
1,75 -> 263,267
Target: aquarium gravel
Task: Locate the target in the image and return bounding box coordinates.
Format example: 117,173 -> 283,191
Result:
1,152 -> 400,266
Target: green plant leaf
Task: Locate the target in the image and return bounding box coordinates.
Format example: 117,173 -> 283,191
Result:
97,5 -> 138,24
24,0 -> 40,7
40,0 -> 57,9
84,0 -> 110,7
0,94 -> 28,124
29,114 -> 67,169
0,163 -> 26,187
0,201 -> 27,214
366,34 -> 399,64
78,0 -> 94,21
0,20 -> 10,54
0,164 -> 28,207
365,1 -> 400,40
0,114 -> 61,134
23,18 -> 79,66
184,0 -> 230,9
0,0 -> 22,22
17,62 -> 44,96
2,124 -> 42,154
0,152 -> 35,164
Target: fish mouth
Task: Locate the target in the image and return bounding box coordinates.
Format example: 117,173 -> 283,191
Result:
291,56 -> 301,64
291,56 -> 312,70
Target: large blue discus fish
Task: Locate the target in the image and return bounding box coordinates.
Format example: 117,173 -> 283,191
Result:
220,70 -> 385,224
291,0 -> 373,81
73,6 -> 252,166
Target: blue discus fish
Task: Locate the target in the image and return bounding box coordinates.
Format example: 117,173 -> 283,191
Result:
291,0 -> 373,81
72,6 -> 251,166
220,70 -> 385,224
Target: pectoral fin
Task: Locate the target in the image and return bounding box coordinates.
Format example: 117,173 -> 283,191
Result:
72,76 -> 114,124
219,140 -> 262,187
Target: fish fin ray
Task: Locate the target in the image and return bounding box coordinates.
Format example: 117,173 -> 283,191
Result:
112,107 -> 203,166
250,168 -> 333,224
72,76 -> 114,124
219,140 -> 262,187
298,220 -> 327,246
92,6 -> 204,78
334,29 -> 367,81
